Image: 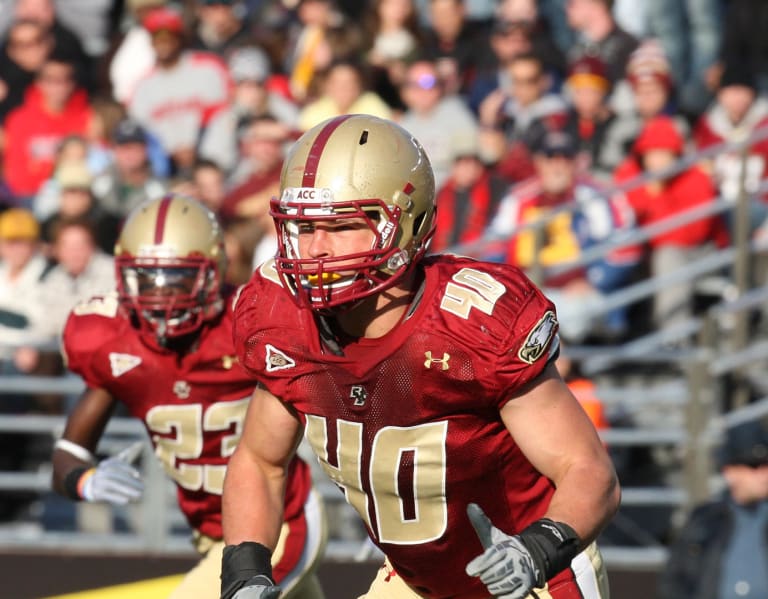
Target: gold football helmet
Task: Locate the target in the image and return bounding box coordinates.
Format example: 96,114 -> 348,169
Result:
271,114 -> 436,310
114,194 -> 226,343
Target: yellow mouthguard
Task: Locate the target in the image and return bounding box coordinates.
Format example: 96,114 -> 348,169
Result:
306,273 -> 343,286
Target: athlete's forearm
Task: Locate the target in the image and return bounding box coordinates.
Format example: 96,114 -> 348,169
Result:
543,456 -> 620,547
222,444 -> 287,549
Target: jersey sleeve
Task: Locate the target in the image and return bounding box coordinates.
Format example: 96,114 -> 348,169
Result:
61,295 -> 122,390
477,263 -> 560,409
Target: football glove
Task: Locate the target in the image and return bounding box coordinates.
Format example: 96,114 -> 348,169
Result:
465,503 -> 540,599
230,576 -> 281,599
78,442 -> 144,505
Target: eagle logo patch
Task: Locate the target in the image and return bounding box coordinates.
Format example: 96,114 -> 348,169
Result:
518,311 -> 557,364
265,344 -> 296,372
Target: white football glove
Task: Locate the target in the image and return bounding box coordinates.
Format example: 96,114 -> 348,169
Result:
231,576 -> 281,599
80,442 -> 144,505
465,503 -> 541,599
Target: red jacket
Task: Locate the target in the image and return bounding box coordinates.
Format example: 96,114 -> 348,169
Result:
616,158 -> 729,248
4,85 -> 93,197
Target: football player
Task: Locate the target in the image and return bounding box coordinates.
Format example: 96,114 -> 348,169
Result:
51,195 -> 326,599
220,114 -> 620,599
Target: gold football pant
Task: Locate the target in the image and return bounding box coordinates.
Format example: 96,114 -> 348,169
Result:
168,490 -> 327,598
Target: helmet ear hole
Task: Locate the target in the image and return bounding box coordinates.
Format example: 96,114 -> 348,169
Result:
359,130 -> 369,145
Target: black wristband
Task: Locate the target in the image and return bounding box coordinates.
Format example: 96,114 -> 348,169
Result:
220,542 -> 274,599
63,466 -> 89,501
518,518 -> 581,586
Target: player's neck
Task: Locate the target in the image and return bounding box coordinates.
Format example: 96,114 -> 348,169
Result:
334,270 -> 420,340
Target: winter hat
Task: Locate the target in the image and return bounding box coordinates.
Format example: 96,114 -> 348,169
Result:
633,116 -> 684,155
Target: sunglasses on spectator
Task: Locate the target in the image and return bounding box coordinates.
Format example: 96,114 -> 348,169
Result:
405,74 -> 439,90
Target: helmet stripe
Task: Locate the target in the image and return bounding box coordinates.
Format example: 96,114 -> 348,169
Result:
302,114 -> 354,187
154,195 -> 173,243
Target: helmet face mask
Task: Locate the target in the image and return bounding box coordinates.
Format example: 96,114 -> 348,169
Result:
272,115 -> 436,311
114,194 -> 226,345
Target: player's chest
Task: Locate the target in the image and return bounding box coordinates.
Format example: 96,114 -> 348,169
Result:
101,346 -> 249,412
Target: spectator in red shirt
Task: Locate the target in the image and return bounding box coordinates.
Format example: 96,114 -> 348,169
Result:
615,115 -> 729,330
3,51 -> 92,203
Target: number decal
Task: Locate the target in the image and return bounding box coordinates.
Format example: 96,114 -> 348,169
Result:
145,398 -> 249,494
440,268 -> 506,319
305,416 -> 448,544
72,292 -> 119,317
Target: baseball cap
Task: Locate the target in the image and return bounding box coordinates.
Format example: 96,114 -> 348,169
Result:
0,208 -> 40,241
142,6 -> 185,34
113,118 -> 148,145
534,130 -> 577,158
567,55 -> 610,90
56,162 -> 93,190
228,47 -> 271,83
719,418 -> 768,468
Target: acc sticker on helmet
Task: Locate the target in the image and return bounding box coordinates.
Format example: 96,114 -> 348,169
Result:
518,311 -> 558,364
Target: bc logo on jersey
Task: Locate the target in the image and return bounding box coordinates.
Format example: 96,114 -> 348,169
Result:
518,311 -> 557,364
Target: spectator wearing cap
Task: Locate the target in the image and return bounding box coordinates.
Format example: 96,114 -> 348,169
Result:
608,40 -> 691,180
41,161 -> 121,254
556,54 -> 628,179
398,58 -> 479,189
658,417 -> 768,599
190,0 -> 254,56
487,128 -> 640,342
228,45 -> 299,128
107,0 -> 166,104
127,5 -> 233,177
615,115 -> 728,331
0,206 -> 58,521
298,58 -> 391,131
694,62 -> 768,230
0,208 -> 50,361
564,0 -> 638,85
3,50 -> 93,202
91,118 -> 168,219
645,0 -> 720,118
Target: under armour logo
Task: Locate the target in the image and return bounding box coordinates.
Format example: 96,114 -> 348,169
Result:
424,351 -> 450,370
350,385 -> 368,407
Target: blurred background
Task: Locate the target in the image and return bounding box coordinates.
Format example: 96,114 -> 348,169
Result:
2,0 -> 768,597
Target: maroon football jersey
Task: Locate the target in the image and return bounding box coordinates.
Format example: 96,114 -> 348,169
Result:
235,255 -> 561,599
62,290 -> 312,541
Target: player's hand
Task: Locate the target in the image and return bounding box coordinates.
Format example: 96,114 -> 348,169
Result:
465,503 -> 540,599
230,576 -> 281,599
79,442 -> 144,505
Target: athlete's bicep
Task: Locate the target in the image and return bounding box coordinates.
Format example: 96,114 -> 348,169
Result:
238,384 -> 303,470
500,362 -> 607,485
